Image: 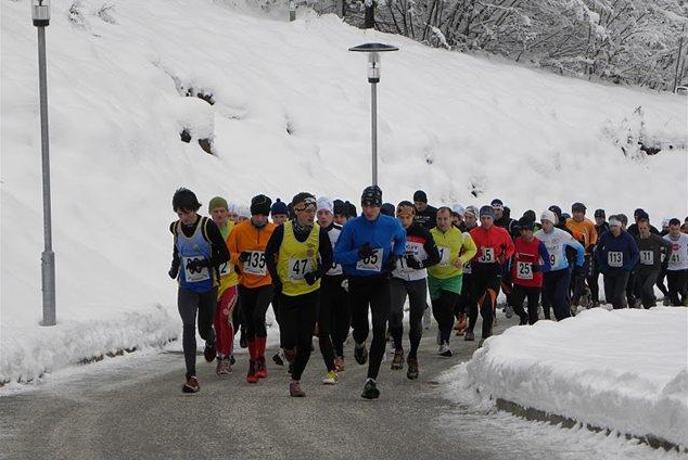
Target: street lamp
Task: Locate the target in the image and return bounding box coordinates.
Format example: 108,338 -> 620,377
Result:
349,43 -> 398,186
32,0 -> 56,326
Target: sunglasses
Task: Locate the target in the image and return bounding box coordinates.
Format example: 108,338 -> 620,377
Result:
294,203 -> 316,213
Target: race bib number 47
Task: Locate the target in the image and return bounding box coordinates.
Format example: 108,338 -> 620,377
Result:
243,251 -> 267,276
356,248 -> 383,272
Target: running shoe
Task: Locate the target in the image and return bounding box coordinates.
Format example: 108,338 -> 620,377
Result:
204,342 -> 217,362
438,343 -> 452,357
322,370 -> 338,385
247,361 -> 258,384
406,357 -> 419,380
182,376 -> 200,393
334,356 -> 345,372
464,331 -> 475,342
354,342 -> 368,365
216,357 -> 231,376
361,379 -> 380,399
290,381 -> 306,397
391,349 -> 404,370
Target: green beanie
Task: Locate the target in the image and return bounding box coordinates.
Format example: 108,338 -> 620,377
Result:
208,196 -> 228,212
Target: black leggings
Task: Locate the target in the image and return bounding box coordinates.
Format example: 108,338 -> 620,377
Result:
511,284 -> 541,325
634,269 -> 659,308
468,265 -> 500,339
279,290 -> 319,381
238,285 -> 273,339
456,273 -> 474,317
604,270 -> 630,309
432,289 -> 460,345
667,270 -> 688,306
178,287 -> 217,379
320,277 -> 350,359
389,277 -> 427,357
349,275 -> 391,380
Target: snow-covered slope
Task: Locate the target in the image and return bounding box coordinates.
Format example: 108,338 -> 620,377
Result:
1,0 -> 686,383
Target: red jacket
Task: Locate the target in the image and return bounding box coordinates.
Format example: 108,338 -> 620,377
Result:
511,236 -> 549,288
469,225 -> 515,267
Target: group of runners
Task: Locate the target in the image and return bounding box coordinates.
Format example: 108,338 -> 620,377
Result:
168,187 -> 688,398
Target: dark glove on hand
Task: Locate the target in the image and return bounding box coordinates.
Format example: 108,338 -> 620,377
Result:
384,255 -> 398,272
186,258 -> 205,273
239,252 -> 250,263
405,256 -> 423,270
168,265 -> 179,279
358,244 -> 374,259
304,272 -> 319,286
531,264 -> 540,273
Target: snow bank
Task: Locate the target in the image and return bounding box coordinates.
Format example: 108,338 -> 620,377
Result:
1,0 -> 686,383
457,308 -> 688,448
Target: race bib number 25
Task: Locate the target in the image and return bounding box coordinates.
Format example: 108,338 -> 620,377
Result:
516,261 -> 533,280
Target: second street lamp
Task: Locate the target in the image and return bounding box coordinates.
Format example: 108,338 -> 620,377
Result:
349,43 -> 399,186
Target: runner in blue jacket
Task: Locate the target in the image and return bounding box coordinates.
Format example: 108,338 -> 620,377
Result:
334,185 -> 406,400
595,216 -> 640,308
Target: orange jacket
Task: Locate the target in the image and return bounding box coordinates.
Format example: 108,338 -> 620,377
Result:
227,220 -> 276,289
565,218 -> 598,253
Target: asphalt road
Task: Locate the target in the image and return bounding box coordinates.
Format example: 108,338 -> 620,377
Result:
0,314 -> 583,460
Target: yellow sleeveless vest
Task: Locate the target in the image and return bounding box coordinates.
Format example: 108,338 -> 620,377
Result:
277,221 -> 321,296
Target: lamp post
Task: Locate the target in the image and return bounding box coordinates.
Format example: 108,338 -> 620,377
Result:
348,43 -> 398,186
32,0 -> 56,326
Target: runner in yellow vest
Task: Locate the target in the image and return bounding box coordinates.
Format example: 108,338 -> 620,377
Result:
265,192 -> 333,397
428,207 -> 477,357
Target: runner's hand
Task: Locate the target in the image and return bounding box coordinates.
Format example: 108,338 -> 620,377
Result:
358,244 -> 374,259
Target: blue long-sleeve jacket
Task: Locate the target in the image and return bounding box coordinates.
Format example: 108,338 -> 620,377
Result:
334,214 -> 406,277
595,230 -> 639,273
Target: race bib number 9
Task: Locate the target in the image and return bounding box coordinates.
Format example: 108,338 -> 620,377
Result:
547,251 -> 558,268
183,256 -> 210,283
639,250 -> 654,266
516,261 -> 533,280
607,251 -> 623,268
478,247 -> 495,263
356,248 -> 383,272
244,251 -> 267,276
288,258 -> 310,281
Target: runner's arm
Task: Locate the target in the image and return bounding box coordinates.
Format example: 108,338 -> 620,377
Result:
316,227 -> 333,276
422,230 -> 441,268
334,223 -> 361,265
538,241 -> 551,272
204,220 -> 230,268
265,225 -> 284,283
458,233 -> 477,265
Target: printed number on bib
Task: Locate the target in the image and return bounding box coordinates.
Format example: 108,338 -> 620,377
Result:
463,261 -> 472,274
669,252 -> 681,265
517,261 -> 533,280
183,256 -> 210,282
607,251 -> 623,268
288,258 -> 310,281
357,248 -> 383,272
548,251 -> 558,268
219,262 -> 230,276
639,250 -> 654,266
479,247 -> 495,263
438,247 -> 451,266
244,251 -> 267,276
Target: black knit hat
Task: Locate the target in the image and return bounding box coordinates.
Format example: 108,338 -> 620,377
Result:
333,199 -> 346,216
250,194 -> 272,216
571,202 -> 586,213
345,201 -> 357,218
381,203 -> 395,216
413,190 -> 427,203
594,208 -> 606,218
361,186 -> 383,207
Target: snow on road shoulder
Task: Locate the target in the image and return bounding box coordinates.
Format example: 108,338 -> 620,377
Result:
440,308 -> 688,449
0,304 -> 177,385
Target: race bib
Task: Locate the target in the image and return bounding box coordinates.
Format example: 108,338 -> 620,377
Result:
607,251 -> 623,268
478,247 -> 495,263
182,256 -> 210,282
639,250 -> 654,266
547,250 -> 558,268
219,261 -> 231,276
516,261 -> 533,280
356,248 -> 383,272
463,260 -> 472,274
243,251 -> 267,276
669,251 -> 681,266
438,247 -> 451,266
288,257 -> 311,281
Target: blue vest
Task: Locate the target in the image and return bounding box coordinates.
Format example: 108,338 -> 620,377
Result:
175,218 -> 213,293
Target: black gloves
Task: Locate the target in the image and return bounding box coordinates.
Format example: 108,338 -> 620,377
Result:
405,256 -> 423,270
304,271 -> 320,286
168,265 -> 179,279
358,244 -> 374,259
239,252 -> 251,263
531,263 -> 541,273
383,255 -> 398,272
